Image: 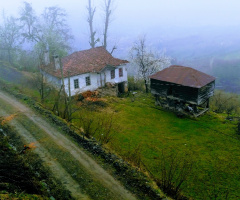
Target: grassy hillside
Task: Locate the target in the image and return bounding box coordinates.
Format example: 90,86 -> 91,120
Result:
72,92 -> 240,199
1,63 -> 240,199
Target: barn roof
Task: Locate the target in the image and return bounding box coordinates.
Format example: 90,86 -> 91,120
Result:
150,65 -> 215,88
41,46 -> 129,78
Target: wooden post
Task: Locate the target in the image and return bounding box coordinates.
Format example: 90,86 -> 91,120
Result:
206,99 -> 210,109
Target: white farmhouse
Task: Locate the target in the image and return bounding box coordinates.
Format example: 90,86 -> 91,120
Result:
41,47 -> 129,96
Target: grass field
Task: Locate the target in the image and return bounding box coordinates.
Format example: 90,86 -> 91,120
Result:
1,63 -> 240,199
72,92 -> 240,199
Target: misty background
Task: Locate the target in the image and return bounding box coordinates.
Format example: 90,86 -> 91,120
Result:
1,0 -> 240,93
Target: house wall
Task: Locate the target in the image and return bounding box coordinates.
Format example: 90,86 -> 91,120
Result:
41,69 -> 61,87
43,64 -> 128,97
65,65 -> 128,96
197,81 -> 215,105
150,79 -> 199,104
64,73 -> 99,96
103,65 -> 128,84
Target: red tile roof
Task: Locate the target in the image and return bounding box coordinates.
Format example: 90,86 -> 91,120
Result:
41,46 -> 129,78
150,65 -> 215,88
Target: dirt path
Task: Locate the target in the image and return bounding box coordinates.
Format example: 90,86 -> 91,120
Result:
0,90 -> 137,200
0,109 -> 89,200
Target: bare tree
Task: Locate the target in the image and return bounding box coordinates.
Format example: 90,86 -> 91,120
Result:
87,0 -> 99,48
102,0 -> 114,50
85,0 -> 116,52
130,36 -> 171,93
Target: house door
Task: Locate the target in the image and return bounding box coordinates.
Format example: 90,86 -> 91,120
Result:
100,72 -> 106,87
118,82 -> 125,93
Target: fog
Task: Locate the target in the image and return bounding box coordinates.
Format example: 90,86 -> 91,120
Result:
1,0 -> 240,93
2,0 -> 240,48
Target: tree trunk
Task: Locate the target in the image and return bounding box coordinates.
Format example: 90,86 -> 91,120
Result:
144,79 -> 148,93
40,74 -> 44,103
103,0 -> 112,49
87,0 -> 97,48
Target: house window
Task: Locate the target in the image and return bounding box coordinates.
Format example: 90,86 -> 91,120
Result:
74,79 -> 79,89
111,70 -> 115,79
86,76 -> 91,86
119,68 -> 123,77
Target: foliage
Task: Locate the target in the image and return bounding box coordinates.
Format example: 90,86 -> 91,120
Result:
20,2 -> 73,64
128,76 -> 145,92
16,49 -> 39,72
0,13 -> 22,64
210,90 -> 240,115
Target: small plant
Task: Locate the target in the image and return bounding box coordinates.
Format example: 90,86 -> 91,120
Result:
98,114 -> 117,144
123,144 -> 143,168
78,112 -> 99,138
155,149 -> 194,199
78,111 -> 117,142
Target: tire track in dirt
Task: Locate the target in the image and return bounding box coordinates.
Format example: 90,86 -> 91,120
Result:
0,109 -> 90,200
0,90 -> 137,200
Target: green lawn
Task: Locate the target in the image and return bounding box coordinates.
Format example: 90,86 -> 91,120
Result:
73,92 -> 240,199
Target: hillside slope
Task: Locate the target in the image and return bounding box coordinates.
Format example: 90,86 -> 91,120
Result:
0,90 -> 137,200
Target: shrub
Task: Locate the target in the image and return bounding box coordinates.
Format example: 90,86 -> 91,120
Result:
210,90 -> 240,115
155,149 -> 194,199
128,76 -> 145,92
123,144 -> 143,168
77,111 -> 117,143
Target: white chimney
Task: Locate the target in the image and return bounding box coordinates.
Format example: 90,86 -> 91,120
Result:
44,50 -> 50,65
53,55 -> 60,70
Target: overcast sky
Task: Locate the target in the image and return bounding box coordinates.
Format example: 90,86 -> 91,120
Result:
1,0 -> 240,51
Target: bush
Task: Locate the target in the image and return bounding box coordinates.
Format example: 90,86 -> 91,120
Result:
128,76 -> 145,92
77,111 -> 117,143
210,90 -> 240,115
154,149 -> 194,199
123,144 -> 143,168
